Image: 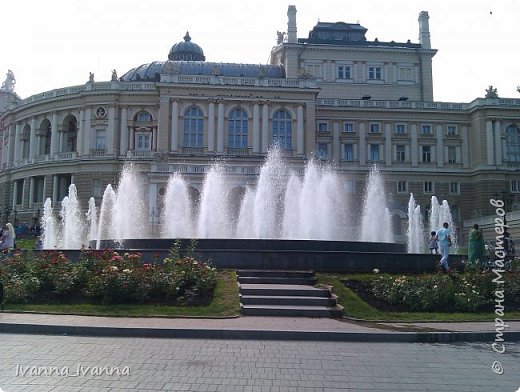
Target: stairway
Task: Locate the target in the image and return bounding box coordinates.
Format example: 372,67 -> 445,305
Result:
237,270 -> 343,317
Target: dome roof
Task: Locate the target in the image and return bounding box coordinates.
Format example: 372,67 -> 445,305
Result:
120,61 -> 285,81
168,32 -> 206,61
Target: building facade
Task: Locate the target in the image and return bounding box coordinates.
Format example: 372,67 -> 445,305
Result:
1,6 -> 520,242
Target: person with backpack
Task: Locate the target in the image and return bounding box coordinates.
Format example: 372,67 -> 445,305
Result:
436,222 -> 452,272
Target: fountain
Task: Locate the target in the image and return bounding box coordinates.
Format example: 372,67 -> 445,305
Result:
39,148 -> 405,251
429,196 -> 457,248
360,165 -> 393,242
407,193 -> 425,253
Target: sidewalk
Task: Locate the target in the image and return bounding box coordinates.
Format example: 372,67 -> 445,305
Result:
1,312 -> 519,342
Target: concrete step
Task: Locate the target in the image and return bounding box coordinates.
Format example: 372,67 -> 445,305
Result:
239,284 -> 331,298
236,270 -> 315,278
240,294 -> 338,307
240,304 -> 344,318
237,276 -> 318,285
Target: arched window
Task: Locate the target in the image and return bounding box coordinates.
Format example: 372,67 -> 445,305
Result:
228,108 -> 248,148
506,125 -> 520,162
272,110 -> 292,149
66,117 -> 78,153
135,111 -> 152,122
183,107 -> 204,147
21,124 -> 30,159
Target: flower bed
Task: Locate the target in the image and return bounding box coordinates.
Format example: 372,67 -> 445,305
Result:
344,272 -> 520,313
0,245 -> 217,305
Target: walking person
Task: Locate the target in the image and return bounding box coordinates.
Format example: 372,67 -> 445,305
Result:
468,224 -> 485,271
436,222 -> 452,272
0,223 -> 16,251
429,231 -> 439,254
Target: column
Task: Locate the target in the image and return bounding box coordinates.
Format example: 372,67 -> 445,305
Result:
84,107 -> 92,153
297,104 -> 304,156
486,120 -> 495,165
119,106 -> 128,156
52,175 -> 58,203
217,101 -> 225,153
207,100 -> 215,152
29,177 -> 35,208
461,125 -> 469,168
411,124 -> 418,167
152,128 -> 158,150
171,100 -> 179,152
261,102 -> 269,153
149,183 -> 158,224
252,102 -> 260,153
29,117 -> 36,159
107,106 -> 115,154
494,120 -> 502,165
157,97 -> 170,150
14,122 -> 21,162
12,182 -> 18,209
50,112 -> 59,155
8,125 -> 15,164
333,121 -> 340,162
358,122 -> 366,165
77,109 -> 84,156
436,124 -> 443,167
385,123 -> 392,166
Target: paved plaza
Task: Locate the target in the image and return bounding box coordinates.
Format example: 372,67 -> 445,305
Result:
0,334 -> 519,391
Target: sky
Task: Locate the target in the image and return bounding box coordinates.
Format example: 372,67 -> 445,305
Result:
2,0 -> 519,103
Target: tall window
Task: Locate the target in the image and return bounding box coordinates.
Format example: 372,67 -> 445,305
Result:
15,180 -> 24,205
369,144 -> 380,161
317,143 -> 328,159
344,144 -> 354,161
449,182 -> 459,194
448,146 -> 457,163
136,133 -> 151,150
421,125 -> 432,135
424,181 -> 433,193
447,125 -> 457,135
183,107 -> 204,148
33,176 -> 45,203
397,181 -> 407,193
395,124 -> 406,134
272,110 -> 292,149
343,122 -> 354,133
65,117 -> 78,153
95,129 -> 106,150
337,66 -> 351,79
370,123 -> 380,133
22,125 -> 30,159
228,108 -> 248,148
506,125 -> 520,162
368,66 -> 382,80
422,146 -> 431,162
44,126 -> 52,155
396,145 -> 405,162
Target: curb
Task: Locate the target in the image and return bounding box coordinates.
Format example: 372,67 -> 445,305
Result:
1,323 -> 519,343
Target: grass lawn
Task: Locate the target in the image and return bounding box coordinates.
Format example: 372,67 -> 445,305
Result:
2,270 -> 240,318
318,273 -> 520,322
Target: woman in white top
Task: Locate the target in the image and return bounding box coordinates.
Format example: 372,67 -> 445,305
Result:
0,222 -> 15,250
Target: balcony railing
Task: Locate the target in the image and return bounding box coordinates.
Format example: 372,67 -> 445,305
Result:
226,147 -> 250,156
90,149 -> 106,158
56,151 -> 77,160
182,147 -> 204,156
127,150 -> 152,159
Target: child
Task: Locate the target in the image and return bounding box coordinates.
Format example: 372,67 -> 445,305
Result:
429,231 -> 438,254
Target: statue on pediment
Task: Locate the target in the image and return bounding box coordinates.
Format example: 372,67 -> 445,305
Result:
1,69 -> 15,92
485,85 -> 498,98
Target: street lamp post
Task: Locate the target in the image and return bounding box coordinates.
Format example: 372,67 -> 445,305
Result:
3,205 -> 12,225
